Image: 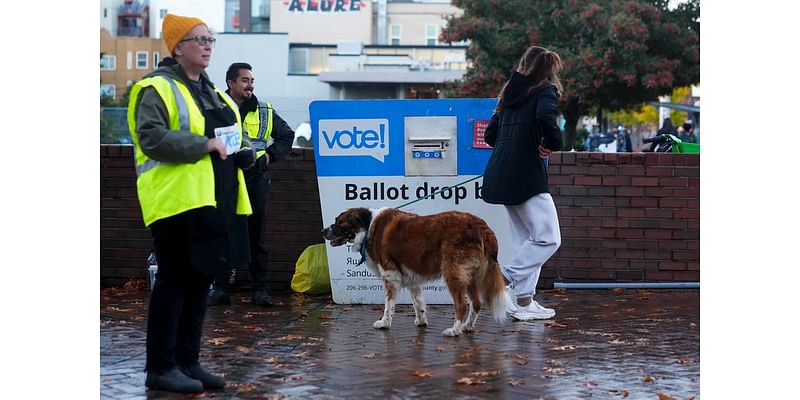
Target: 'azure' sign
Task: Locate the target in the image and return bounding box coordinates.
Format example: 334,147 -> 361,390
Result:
285,0 -> 365,12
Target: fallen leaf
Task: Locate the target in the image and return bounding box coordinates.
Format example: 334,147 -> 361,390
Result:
235,383 -> 256,393
544,322 -> 567,328
470,370 -> 499,377
543,367 -> 566,375
241,325 -> 264,333
207,337 -> 233,346
449,363 -> 469,368
513,353 -> 529,359
435,346 -> 447,352
456,377 -> 485,385
264,356 -> 280,363
676,356 -> 694,364
351,334 -> 362,339
584,381 -> 598,388
553,288 -> 568,295
323,304 -> 336,309
514,361 -> 528,366
642,375 -> 656,383
413,370 -> 432,378
550,345 -> 577,351
235,346 -> 251,353
656,394 -> 678,400
277,335 -> 305,341
319,314 -> 334,319
507,379 -> 526,386
610,288 -> 625,294
460,352 -> 475,359
363,352 -> 378,359
609,389 -> 629,397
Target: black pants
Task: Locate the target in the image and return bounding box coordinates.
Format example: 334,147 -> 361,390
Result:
146,212 -> 215,372
213,160 -> 270,291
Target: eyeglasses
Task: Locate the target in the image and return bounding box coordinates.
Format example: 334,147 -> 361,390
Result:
179,36 -> 216,47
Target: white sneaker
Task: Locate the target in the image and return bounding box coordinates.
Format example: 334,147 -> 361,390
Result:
510,300 -> 556,321
504,284 -> 517,314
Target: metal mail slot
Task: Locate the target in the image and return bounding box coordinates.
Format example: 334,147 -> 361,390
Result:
404,116 -> 457,176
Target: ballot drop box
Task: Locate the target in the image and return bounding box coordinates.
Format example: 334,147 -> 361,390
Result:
311,99 -> 514,304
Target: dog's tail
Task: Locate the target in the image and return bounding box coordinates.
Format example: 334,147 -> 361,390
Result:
482,259 -> 511,323
479,225 -> 510,323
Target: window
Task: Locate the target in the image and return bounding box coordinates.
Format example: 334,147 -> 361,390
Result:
136,51 -> 148,69
100,84 -> 116,99
425,24 -> 439,46
289,48 -> 308,74
100,55 -> 116,71
127,51 -> 132,69
390,24 -> 401,46
153,51 -> 160,69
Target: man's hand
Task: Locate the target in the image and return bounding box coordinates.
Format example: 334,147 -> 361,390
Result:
234,146 -> 256,170
207,138 -> 227,160
538,144 -> 552,159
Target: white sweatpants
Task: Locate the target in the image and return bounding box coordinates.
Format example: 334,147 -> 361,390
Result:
502,193 -> 561,298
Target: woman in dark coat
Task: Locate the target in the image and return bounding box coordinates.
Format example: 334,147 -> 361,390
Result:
482,46 -> 563,321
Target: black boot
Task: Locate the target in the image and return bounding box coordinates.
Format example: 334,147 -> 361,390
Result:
145,367 -> 203,393
180,363 -> 226,390
207,288 -> 230,306
253,287 -> 274,307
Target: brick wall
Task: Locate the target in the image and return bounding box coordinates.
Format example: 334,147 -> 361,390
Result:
100,145 -> 323,289
541,152 -> 700,285
101,146 -> 699,288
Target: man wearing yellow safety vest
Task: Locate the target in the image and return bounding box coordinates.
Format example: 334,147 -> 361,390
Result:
128,14 -> 256,393
206,62 -> 295,307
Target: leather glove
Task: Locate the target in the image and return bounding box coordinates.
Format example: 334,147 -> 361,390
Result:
233,146 -> 256,170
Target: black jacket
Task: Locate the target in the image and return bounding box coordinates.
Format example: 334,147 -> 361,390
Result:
481,72 -> 563,205
225,91 -> 295,168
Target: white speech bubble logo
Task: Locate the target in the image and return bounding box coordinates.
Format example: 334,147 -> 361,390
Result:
318,119 -> 389,162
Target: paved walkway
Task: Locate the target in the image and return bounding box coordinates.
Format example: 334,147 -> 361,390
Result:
101,284 -> 699,399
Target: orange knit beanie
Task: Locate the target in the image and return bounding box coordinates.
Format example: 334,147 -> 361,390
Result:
162,13 -> 206,53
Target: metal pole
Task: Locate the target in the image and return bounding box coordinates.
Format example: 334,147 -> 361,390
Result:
554,282 -> 700,289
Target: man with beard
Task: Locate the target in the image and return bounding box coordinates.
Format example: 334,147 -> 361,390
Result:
207,62 -> 295,307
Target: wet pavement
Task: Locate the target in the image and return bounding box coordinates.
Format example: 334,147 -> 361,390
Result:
101,283 -> 699,399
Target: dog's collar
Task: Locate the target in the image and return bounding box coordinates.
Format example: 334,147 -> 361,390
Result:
355,228 -> 369,266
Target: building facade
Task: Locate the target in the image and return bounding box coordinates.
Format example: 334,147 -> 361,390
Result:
100,28 -> 168,99
100,0 -> 469,135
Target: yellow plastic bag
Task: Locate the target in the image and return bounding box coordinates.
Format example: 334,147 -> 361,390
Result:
291,243 -> 331,294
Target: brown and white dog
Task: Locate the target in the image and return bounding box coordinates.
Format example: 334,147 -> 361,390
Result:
322,207 -> 510,336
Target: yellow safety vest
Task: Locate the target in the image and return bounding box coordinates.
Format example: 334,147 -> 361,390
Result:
242,100 -> 273,159
128,75 -> 252,227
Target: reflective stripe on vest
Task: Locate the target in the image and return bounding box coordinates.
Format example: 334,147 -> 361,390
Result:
256,100 -> 273,141
242,101 -> 273,159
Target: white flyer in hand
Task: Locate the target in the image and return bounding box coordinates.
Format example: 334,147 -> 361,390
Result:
214,124 -> 241,155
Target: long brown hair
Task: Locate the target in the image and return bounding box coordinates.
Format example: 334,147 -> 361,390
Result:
496,46 -> 563,112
